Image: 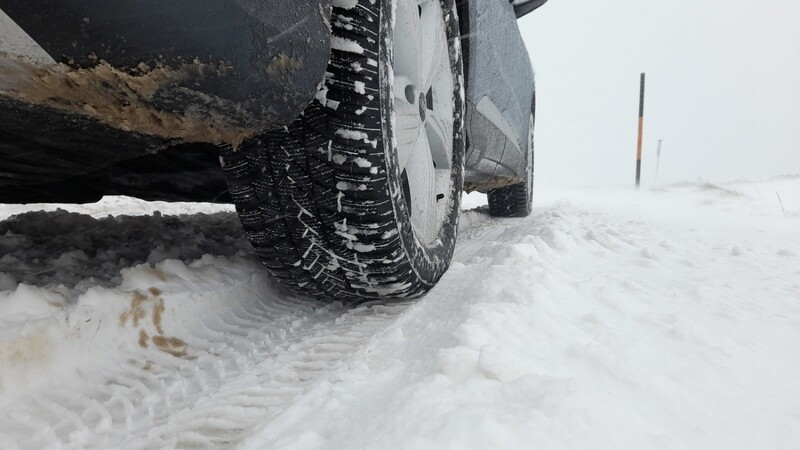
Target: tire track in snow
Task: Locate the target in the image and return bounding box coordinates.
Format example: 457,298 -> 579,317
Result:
0,275 -> 417,449
0,208 -> 503,449
111,208 -> 497,448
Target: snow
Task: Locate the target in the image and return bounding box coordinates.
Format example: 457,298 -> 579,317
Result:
354,80 -> 366,94
1,177 -> 799,449
335,128 -> 378,148
330,36 -> 365,54
331,0 -> 359,9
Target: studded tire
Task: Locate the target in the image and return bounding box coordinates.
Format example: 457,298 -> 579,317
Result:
220,0 -> 465,301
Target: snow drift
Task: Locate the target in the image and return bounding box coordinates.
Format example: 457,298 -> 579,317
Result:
1,177 -> 798,449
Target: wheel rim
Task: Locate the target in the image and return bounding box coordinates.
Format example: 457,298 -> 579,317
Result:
393,0 -> 455,245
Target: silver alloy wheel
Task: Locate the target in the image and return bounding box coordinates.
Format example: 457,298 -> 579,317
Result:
393,0 -> 455,245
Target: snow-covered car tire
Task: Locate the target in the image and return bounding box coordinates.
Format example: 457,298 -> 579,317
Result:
487,96 -> 535,217
220,0 -> 465,301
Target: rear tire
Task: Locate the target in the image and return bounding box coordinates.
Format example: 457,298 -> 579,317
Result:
221,0 -> 464,301
488,98 -> 535,218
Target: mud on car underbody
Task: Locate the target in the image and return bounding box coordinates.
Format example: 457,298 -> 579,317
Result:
0,0 -> 332,201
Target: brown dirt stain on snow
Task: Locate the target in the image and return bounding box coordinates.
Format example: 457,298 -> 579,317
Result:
152,336 -> 188,359
130,291 -> 148,328
118,288 -> 190,359
141,267 -> 168,282
138,329 -> 149,349
152,297 -> 165,336
2,330 -> 53,365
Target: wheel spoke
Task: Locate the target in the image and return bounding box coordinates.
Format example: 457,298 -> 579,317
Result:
394,75 -> 422,151
403,131 -> 436,237
399,125 -> 428,173
394,0 -> 423,86
419,3 -> 448,91
425,107 -> 453,169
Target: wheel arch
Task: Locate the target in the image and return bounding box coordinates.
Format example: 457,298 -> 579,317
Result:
459,0 -> 536,193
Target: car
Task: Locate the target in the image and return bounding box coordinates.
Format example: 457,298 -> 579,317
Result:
0,0 -> 546,301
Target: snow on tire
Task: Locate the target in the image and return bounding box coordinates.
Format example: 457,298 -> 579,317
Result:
220,0 -> 465,301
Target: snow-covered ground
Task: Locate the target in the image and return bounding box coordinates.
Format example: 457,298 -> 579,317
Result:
1,177 -> 798,449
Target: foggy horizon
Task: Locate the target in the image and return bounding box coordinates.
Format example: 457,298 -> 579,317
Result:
519,0 -> 800,188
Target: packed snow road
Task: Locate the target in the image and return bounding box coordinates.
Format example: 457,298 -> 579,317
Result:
1,178 -> 799,449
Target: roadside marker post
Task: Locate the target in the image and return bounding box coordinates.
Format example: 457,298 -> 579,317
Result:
635,73 -> 645,189
655,138 -> 662,182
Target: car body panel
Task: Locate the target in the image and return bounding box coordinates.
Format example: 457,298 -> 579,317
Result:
461,0 -> 536,192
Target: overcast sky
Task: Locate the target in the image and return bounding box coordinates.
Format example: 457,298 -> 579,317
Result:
518,0 -> 800,187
